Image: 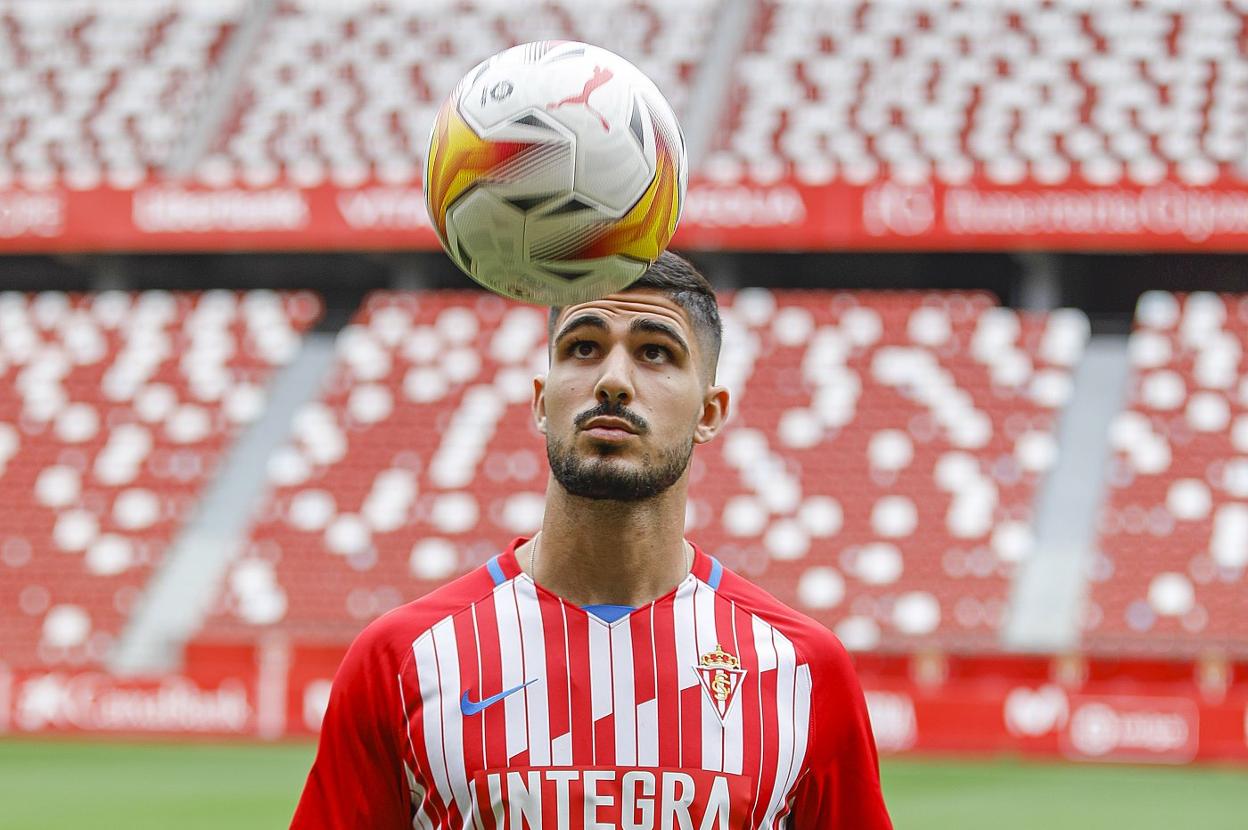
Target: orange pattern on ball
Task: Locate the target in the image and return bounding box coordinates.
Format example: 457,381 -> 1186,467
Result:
575,121 -> 682,263
425,98 -> 532,240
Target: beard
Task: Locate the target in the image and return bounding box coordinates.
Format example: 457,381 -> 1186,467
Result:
547,432 -> 693,502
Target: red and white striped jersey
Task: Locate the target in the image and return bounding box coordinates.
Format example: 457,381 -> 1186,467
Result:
292,538 -> 892,829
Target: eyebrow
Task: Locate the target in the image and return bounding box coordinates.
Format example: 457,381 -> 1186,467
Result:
554,313 -> 609,346
553,312 -> 692,359
630,318 -> 690,358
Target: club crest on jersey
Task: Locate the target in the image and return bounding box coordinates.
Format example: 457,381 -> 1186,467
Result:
694,644 -> 746,724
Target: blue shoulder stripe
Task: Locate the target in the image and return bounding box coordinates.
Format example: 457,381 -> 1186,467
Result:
486,555 -> 506,586
707,556 -> 723,590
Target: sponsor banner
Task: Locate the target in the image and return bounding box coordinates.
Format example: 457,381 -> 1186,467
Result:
2,177 -> 1248,253
679,179 -> 1248,251
1061,695 -> 1199,764
857,681 -> 1248,763
2,649 -> 1246,760
4,670 -> 254,735
0,190 -> 65,238
997,686 -> 1204,763
0,184 -> 440,253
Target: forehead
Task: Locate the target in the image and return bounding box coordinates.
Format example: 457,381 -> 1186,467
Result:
552,289 -> 694,338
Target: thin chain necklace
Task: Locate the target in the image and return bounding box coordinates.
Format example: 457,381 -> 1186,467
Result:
527,531 -> 694,588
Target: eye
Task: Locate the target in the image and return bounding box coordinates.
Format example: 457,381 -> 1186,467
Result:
640,344 -> 670,363
570,340 -> 598,358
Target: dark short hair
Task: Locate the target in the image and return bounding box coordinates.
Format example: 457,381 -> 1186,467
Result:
547,250 -> 722,380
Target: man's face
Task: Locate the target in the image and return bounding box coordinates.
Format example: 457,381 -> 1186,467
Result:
534,289 -> 729,502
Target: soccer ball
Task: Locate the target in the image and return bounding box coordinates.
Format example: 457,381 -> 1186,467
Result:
424,41 -> 687,306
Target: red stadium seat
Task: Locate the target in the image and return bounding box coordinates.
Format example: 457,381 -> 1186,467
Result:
0,1 -> 245,188
0,290 -> 321,668
6,1 -> 1243,193
705,1 -> 1248,187
1085,291 -> 1248,656
195,0 -> 716,187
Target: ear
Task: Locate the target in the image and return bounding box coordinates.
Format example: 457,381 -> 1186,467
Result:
693,384 -> 730,445
532,373 -> 548,434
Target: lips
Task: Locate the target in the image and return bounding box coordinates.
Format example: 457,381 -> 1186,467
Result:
582,416 -> 638,435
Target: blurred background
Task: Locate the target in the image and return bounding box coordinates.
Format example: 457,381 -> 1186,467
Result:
0,1 -> 1246,827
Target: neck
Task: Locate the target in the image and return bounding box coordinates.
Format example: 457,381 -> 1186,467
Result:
522,474 -> 693,607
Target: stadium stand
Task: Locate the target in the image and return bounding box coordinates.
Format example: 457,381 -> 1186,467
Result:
1087,291 -> 1248,657
707,0 -> 1248,186
0,290 -> 321,667
2,0 -> 1245,193
194,0 -> 720,187
197,290 -> 1087,653
0,0 -> 245,188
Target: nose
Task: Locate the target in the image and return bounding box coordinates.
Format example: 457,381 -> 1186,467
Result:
593,344 -> 634,406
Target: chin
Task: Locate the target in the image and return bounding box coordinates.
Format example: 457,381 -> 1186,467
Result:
578,451 -> 638,472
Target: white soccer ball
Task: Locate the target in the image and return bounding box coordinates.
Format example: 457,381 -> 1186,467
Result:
425,41 -> 687,306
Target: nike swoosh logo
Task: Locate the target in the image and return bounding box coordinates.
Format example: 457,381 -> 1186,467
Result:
460,679 -> 537,716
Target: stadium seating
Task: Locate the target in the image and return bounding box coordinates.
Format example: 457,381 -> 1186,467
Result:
0,0 -> 245,188
195,0 -> 719,187
5,0 -> 1245,192
1087,291 -> 1248,657
706,0 -> 1248,186
0,290 -> 320,668
198,290 -> 1087,653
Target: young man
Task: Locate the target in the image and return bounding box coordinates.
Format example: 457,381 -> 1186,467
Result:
292,252 -> 893,829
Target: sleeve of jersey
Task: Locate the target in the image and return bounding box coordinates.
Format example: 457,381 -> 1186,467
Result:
290,618 -> 411,829
788,636 -> 893,829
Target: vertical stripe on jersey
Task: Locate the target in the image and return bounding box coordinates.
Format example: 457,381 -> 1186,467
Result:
651,593 -> 681,766
587,617 -> 614,764
716,597 -> 746,777
636,698 -> 659,767
403,762 -> 437,830
551,732 -> 573,766
748,616 -> 780,828
514,580 -> 552,766
472,592 -> 507,771
772,664 -> 814,827
610,619 -> 636,766
730,602 -> 762,812
456,607 -> 485,786
399,668 -> 443,829
760,626 -> 800,828
539,591 -> 573,765
670,578 -> 700,768
413,620 -> 472,823
432,620 -> 473,819
412,632 -> 453,813
632,606 -> 660,767
694,581 -> 726,773
562,604 -> 594,766
492,582 -> 528,762
587,617 -> 613,720
672,579 -> 700,691
466,784 -> 484,830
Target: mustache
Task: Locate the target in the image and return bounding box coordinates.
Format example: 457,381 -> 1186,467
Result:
574,401 -> 649,435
